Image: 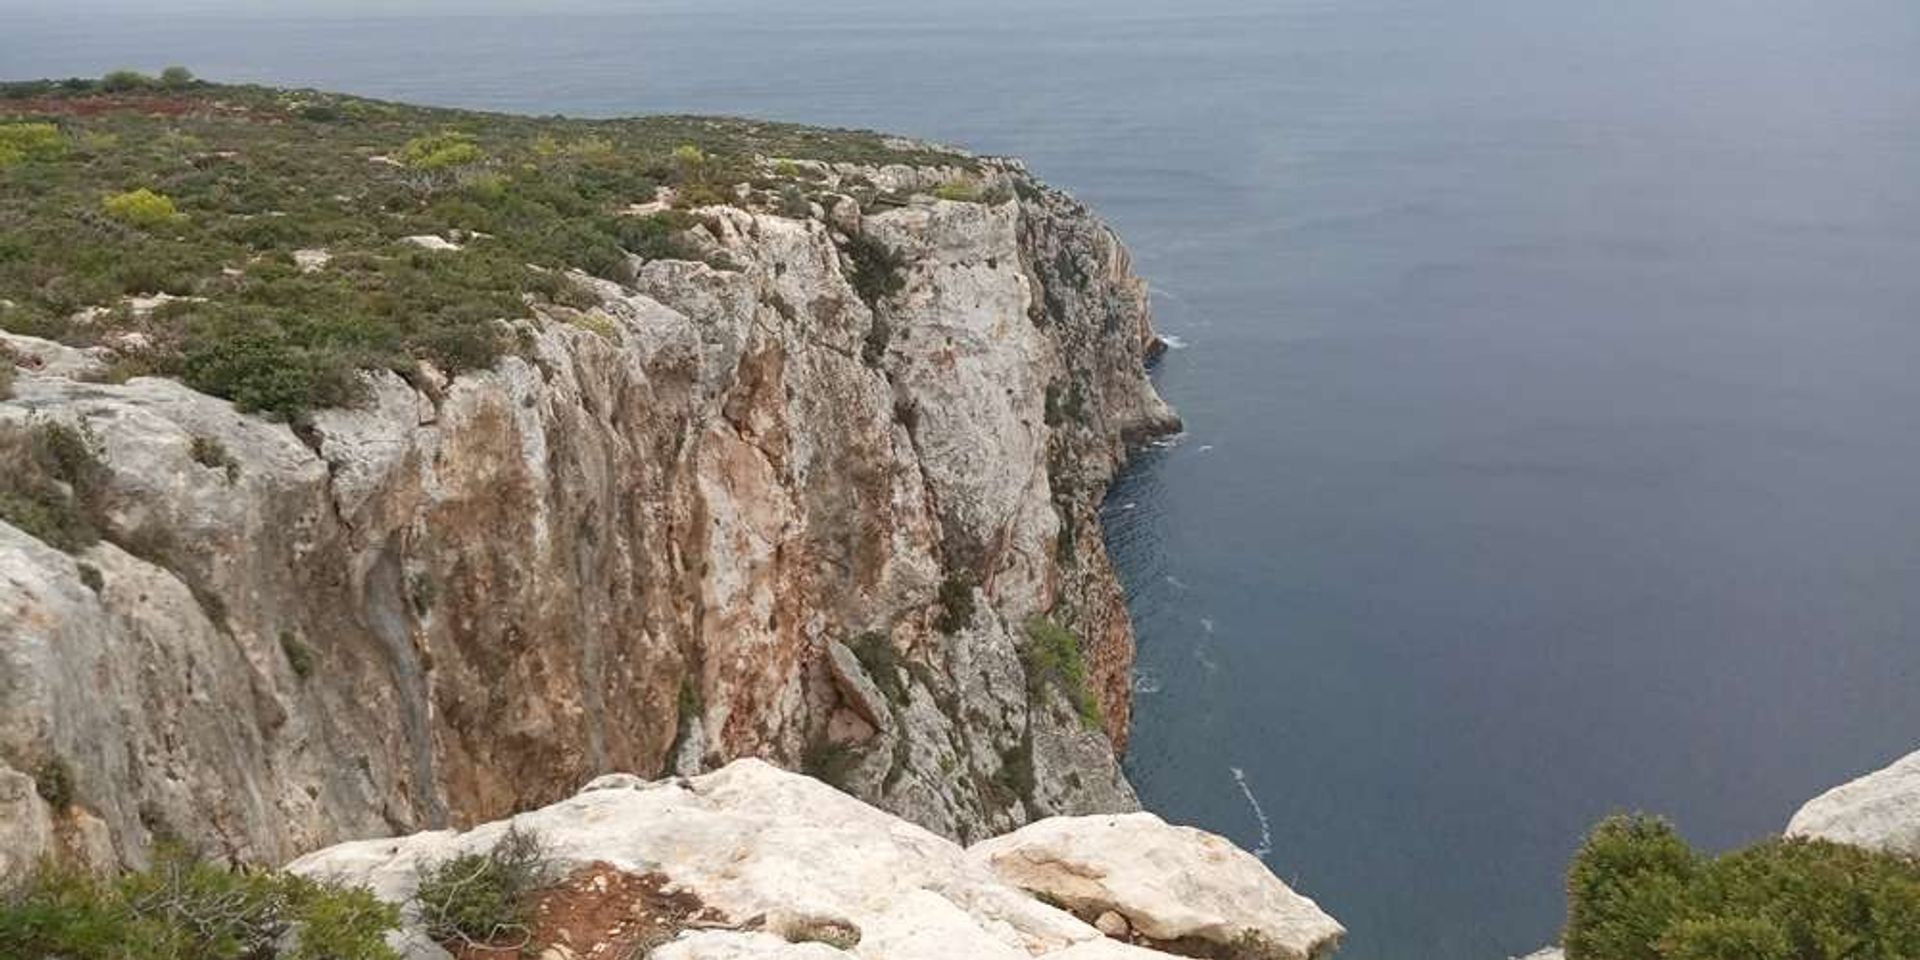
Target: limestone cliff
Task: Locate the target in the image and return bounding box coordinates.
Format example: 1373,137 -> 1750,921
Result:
0,157 -> 1178,875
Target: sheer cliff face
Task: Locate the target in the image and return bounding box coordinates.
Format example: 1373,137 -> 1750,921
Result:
0,161 -> 1178,874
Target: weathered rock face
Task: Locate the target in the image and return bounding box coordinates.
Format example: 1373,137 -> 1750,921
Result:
1785,747 -> 1920,857
968,813 -> 1345,960
286,759 -> 1340,960
0,161 -> 1178,873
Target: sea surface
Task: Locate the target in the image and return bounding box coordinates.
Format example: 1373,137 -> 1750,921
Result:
7,1 -> 1920,956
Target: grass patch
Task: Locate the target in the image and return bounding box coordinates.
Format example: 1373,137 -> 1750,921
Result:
1564,813 -> 1920,960
279,630 -> 316,681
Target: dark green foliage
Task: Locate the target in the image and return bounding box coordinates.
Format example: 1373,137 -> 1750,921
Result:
157,67 -> 195,91
1564,814 -> 1920,960
280,630 -> 316,680
414,827 -> 555,951
934,573 -> 976,634
0,847 -> 400,960
848,630 -> 905,702
98,70 -> 154,93
842,231 -> 905,307
34,756 -> 75,810
1022,617 -> 1103,731
76,563 -> 104,593
0,420 -> 110,553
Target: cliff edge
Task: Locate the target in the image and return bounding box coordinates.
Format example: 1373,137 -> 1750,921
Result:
0,87 -> 1179,874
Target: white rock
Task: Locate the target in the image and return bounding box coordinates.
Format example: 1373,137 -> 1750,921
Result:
293,248 -> 332,273
402,235 -> 463,252
967,812 -> 1345,960
652,931 -> 852,959
1513,950 -> 1564,960
290,761 -> 1318,960
1786,747 -> 1920,856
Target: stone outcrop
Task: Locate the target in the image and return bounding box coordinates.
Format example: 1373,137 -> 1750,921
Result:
969,813 -> 1344,960
0,157 -> 1177,874
287,759 -> 1340,960
1785,746 -> 1920,857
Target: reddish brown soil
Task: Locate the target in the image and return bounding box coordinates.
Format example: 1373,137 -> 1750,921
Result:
0,93 -> 277,120
445,863 -> 727,960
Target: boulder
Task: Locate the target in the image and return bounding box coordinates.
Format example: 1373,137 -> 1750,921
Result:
288,760 -> 1336,960
966,812 -> 1345,960
1786,747 -> 1920,856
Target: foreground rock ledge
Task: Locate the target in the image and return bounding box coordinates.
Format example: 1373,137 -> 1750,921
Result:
1785,745 -> 1920,857
288,759 -> 1344,960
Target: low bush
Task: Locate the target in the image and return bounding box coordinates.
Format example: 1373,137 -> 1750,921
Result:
0,122 -> 67,167
414,826 -> 556,952
1564,813 -> 1920,960
1023,617 -> 1102,731
34,756 -> 75,810
158,67 -> 195,90
0,847 -> 400,960
842,231 -> 905,307
101,189 -> 181,229
934,572 -> 975,634
0,420 -> 111,553
848,630 -> 905,702
398,132 -> 484,171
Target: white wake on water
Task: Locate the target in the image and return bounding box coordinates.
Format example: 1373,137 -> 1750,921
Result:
1230,766 -> 1274,860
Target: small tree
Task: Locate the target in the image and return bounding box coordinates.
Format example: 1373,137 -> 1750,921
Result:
158,66 -> 195,90
99,69 -> 153,92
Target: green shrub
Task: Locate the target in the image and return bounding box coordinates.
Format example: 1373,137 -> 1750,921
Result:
0,122 -> 67,167
1564,814 -> 1920,960
34,757 -> 75,810
843,232 -> 905,307
280,630 -> 316,681
399,132 -> 484,171
0,420 -> 110,553
0,847 -> 401,960
848,630 -> 905,702
1023,617 -> 1103,731
157,67 -> 194,90
101,189 -> 181,229
934,572 -> 975,634
188,436 -> 239,481
414,826 -> 555,951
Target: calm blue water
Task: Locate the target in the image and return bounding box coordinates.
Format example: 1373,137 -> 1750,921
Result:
8,2 -> 1920,956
